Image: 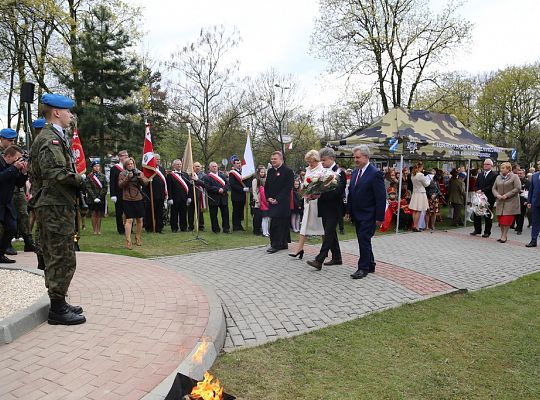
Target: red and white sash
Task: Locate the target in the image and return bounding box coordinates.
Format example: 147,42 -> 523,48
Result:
155,168 -> 168,196
113,163 -> 124,171
89,173 -> 103,189
229,169 -> 244,185
208,172 -> 225,187
170,171 -> 189,193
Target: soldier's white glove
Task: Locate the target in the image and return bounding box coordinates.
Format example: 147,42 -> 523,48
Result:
187,198 -> 192,205
81,174 -> 86,180
111,196 -> 117,203
168,199 -> 174,205
94,198 -> 101,203
243,187 -> 250,192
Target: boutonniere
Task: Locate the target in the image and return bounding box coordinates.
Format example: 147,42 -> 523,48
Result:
276,172 -> 281,176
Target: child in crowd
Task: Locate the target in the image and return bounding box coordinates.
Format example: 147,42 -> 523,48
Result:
290,179 -> 303,233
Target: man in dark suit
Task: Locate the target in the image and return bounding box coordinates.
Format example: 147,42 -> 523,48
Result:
0,145 -> 28,263
265,151 -> 294,253
109,150 -> 129,234
526,168 -> 540,247
167,159 -> 191,232
471,158 -> 497,238
202,161 -> 230,233
307,148 -> 346,270
346,145 -> 386,279
143,153 -> 167,233
229,156 -> 250,231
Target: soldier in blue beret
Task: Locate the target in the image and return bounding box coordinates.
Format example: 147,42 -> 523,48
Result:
29,93 -> 86,325
32,118 -> 46,130
0,128 -> 17,140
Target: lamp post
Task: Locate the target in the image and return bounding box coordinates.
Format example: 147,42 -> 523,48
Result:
274,83 -> 290,162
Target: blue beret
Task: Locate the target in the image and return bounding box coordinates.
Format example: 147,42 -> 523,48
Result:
42,93 -> 75,109
230,154 -> 239,162
91,160 -> 100,167
458,172 -> 467,179
32,118 -> 46,129
0,128 -> 17,139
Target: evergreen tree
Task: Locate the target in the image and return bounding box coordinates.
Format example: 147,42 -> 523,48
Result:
61,4 -> 142,157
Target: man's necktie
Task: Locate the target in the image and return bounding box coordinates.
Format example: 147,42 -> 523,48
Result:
355,169 -> 363,186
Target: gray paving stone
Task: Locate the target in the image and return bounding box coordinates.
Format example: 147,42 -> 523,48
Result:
158,227 -> 539,351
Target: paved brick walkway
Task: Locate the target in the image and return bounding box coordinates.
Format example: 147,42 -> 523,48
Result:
0,252 -> 208,400
1,223 -> 537,399
158,224 -> 538,352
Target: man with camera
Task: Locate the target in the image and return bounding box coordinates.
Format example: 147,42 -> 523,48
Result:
29,93 -> 86,325
0,144 -> 28,263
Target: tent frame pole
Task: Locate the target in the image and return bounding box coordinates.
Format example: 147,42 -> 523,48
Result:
464,159 -> 471,227
396,155 -> 404,234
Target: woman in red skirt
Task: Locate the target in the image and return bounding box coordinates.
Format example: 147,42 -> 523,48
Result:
492,162 -> 521,243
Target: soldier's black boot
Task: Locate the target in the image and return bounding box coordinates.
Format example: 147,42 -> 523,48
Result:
48,298 -> 86,325
37,254 -> 46,270
23,235 -> 36,252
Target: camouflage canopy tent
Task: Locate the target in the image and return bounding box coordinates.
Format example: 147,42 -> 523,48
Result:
327,107 -> 516,162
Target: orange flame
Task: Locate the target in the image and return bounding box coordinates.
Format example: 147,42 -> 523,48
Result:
190,371 -> 223,400
192,339 -> 209,364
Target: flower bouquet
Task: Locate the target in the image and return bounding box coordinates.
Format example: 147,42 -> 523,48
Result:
303,169 -> 339,197
470,192 -> 492,218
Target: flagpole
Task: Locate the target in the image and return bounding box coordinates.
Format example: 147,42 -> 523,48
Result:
150,173 -> 156,233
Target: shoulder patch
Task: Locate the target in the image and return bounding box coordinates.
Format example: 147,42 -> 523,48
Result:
52,139 -> 60,145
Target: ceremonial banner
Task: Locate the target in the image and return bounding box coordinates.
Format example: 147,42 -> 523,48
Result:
71,128 -> 86,174
241,132 -> 256,179
142,123 -> 157,178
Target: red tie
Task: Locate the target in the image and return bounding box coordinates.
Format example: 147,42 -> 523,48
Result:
355,169 -> 363,186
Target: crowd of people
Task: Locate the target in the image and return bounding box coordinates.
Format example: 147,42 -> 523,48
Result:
1,92 -> 540,326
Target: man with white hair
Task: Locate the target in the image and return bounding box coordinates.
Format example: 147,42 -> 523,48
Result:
470,158 -> 498,238
345,145 -> 386,279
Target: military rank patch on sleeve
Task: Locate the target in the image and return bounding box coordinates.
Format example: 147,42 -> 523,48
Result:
52,139 -> 60,145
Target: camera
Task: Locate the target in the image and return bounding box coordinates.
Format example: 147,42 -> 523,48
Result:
17,152 -> 29,162
132,168 -> 141,177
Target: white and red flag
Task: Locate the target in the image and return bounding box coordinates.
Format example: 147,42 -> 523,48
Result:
141,122 -> 157,178
241,132 -> 256,179
71,128 -> 86,174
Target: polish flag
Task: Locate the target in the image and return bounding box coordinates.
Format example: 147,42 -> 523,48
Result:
71,128 -> 86,174
241,133 -> 256,179
141,122 -> 157,178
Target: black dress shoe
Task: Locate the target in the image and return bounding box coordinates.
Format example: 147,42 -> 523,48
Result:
289,250 -> 304,259
5,246 -> 17,256
0,254 -> 16,263
266,247 -> 279,253
324,259 -> 342,266
470,231 -> 481,236
350,270 -> 368,279
307,260 -> 322,270
526,242 -> 537,248
516,231 -> 522,235
481,233 -> 490,238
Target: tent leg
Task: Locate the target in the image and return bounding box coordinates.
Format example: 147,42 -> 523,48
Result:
464,159 -> 471,228
396,155 -> 404,234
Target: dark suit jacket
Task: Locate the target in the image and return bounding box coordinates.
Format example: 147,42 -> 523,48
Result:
167,171 -> 192,203
202,172 -> 230,206
229,169 -> 249,202
109,164 -> 123,199
347,163 -> 386,222
0,158 -> 27,222
528,172 -> 540,207
475,170 -> 498,205
317,165 -> 346,219
265,164 -> 294,218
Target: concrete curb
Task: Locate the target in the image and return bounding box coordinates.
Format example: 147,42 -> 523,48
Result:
142,282 -> 227,400
0,266 -> 48,346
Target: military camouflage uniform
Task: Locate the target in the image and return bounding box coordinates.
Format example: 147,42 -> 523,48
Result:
29,124 -> 82,300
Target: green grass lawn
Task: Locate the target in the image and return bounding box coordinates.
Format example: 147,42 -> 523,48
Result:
212,273 -> 540,400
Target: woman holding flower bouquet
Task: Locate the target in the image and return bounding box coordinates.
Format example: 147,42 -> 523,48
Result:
289,150 -> 324,259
